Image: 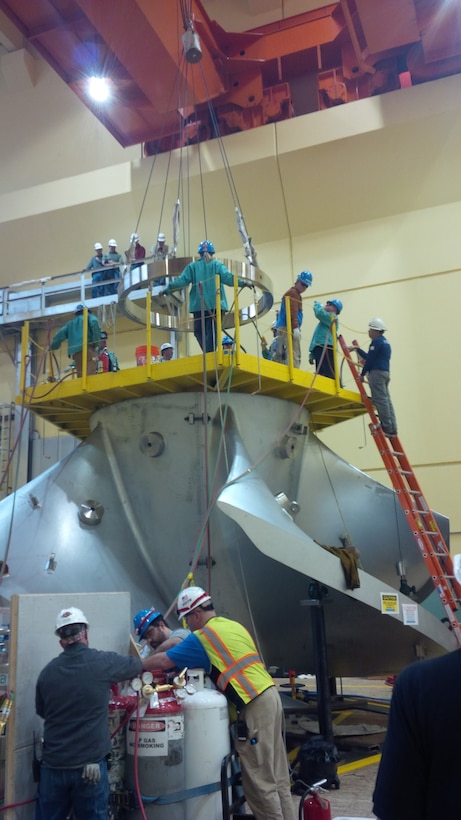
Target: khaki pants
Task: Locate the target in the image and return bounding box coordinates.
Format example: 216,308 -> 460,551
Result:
73,346 -> 98,377
236,686 -> 296,820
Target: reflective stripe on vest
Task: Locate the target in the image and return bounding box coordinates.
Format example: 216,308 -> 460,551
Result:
198,623 -> 264,702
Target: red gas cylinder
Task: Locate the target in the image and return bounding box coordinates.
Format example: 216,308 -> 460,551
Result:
302,790 -> 332,820
98,350 -> 109,373
126,672 -> 185,819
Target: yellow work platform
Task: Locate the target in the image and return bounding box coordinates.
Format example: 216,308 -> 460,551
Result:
18,353 -> 367,440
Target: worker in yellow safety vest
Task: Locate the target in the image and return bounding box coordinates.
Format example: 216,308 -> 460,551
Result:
143,586 -> 296,820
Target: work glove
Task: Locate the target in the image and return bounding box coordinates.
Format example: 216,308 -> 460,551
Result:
293,328 -> 301,338
309,356 -> 315,365
82,763 -> 101,783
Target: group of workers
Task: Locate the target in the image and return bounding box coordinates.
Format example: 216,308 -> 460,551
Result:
85,232 -> 174,299
36,588 -> 297,820
53,239 -> 397,437
261,270 -> 397,438
50,304 -> 175,376
36,583 -> 450,820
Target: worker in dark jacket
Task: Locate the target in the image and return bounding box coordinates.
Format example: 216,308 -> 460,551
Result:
35,607 -> 143,820
349,317 -> 397,437
50,304 -> 101,376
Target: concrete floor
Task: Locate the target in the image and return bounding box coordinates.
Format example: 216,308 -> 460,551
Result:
284,676 -> 392,820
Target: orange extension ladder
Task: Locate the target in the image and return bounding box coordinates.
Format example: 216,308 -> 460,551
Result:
338,334 -> 461,646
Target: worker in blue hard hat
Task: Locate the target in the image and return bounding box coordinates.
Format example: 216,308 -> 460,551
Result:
160,240 -> 250,353
133,607 -> 189,656
222,335 -> 234,353
50,304 -> 101,377
309,297 -> 343,379
272,271 -> 313,368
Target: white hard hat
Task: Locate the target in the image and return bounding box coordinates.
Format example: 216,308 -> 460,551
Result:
130,233 -> 139,242
160,343 -> 173,352
108,239 -> 117,247
157,233 -> 166,241
368,317 -> 387,332
55,607 -> 89,635
177,586 -> 211,618
94,242 -> 103,250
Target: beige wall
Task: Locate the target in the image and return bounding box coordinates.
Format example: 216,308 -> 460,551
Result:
0,52 -> 460,549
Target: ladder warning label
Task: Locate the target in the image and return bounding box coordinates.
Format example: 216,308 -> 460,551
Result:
381,593 -> 399,614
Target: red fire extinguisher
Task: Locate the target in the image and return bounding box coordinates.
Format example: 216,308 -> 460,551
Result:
300,779 -> 332,820
98,350 -> 109,373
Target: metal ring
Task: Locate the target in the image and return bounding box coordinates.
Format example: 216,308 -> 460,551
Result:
117,257 -> 273,329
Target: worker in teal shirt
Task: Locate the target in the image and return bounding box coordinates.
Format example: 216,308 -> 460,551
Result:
161,240 -> 248,352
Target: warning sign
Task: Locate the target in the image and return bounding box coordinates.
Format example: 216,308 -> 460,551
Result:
380,593 -> 399,614
127,714 -> 184,757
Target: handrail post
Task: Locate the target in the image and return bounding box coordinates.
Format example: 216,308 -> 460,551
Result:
146,289 -> 153,378
20,321 -> 29,398
285,295 -> 295,380
82,306 -> 88,389
331,319 -> 340,392
234,277 -> 240,366
215,275 -> 223,365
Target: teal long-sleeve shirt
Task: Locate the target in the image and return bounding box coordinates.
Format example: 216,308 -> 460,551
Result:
51,313 -> 101,357
309,301 -> 338,353
164,258 -> 245,312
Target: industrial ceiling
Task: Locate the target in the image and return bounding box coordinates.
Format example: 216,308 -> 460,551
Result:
0,0 -> 460,149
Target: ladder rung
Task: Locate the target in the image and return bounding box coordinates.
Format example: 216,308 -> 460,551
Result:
399,470 -> 413,476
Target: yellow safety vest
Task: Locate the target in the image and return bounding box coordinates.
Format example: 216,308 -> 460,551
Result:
196,616 -> 274,711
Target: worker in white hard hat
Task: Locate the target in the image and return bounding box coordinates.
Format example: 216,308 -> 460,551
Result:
159,342 -> 174,362
50,304 -> 101,377
308,297 -> 343,378
35,606 -> 144,819
142,586 -> 296,820
101,239 -> 123,296
125,232 -> 146,268
349,318 -> 397,437
273,271 -> 314,368
84,242 -> 105,298
151,232 -> 174,262
261,318 -> 279,360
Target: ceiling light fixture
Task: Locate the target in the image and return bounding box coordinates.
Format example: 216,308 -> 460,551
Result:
87,76 -> 111,103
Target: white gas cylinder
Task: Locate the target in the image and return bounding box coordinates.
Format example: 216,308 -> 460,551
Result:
181,669 -> 230,820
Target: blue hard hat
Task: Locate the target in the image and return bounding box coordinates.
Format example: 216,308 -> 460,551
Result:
133,607 -> 162,640
327,298 -> 343,314
297,271 -> 313,287
197,240 -> 215,255
222,335 -> 233,346
75,303 -> 85,313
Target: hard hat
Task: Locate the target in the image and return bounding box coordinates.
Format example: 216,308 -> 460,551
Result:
100,331 -> 108,339
157,233 -> 166,242
177,586 -> 211,618
108,239 -> 117,247
75,303 -> 85,313
197,240 -> 215,255
133,607 -> 162,640
130,233 -> 139,242
222,335 -> 233,346
55,607 -> 89,635
368,317 -> 387,331
160,342 -> 173,352
297,270 -> 313,287
327,298 -> 343,314
94,242 -> 103,250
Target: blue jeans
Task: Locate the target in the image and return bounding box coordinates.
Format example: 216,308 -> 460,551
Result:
36,761 -> 109,820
